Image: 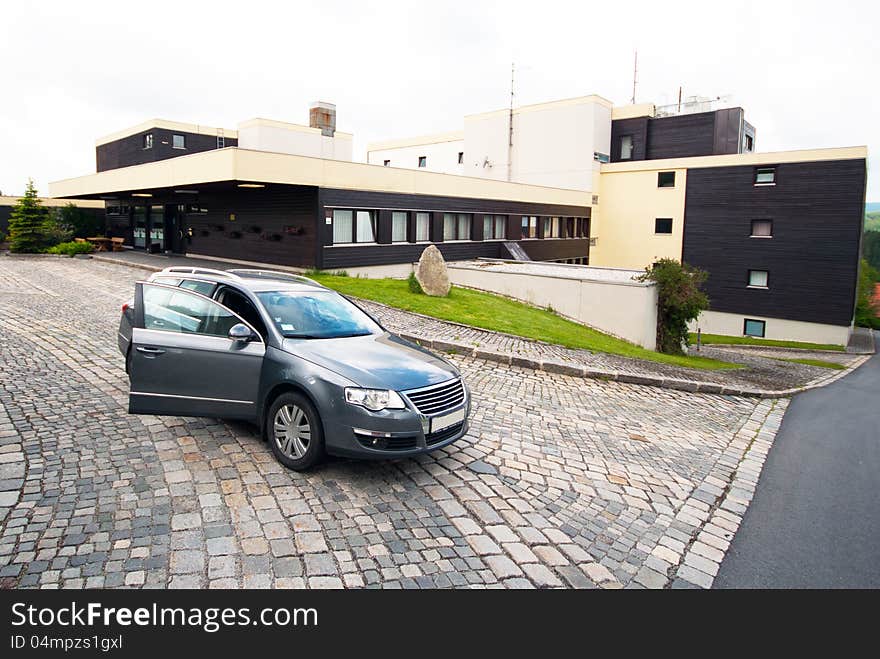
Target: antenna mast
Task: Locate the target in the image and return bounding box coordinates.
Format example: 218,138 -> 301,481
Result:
631,50 -> 638,104
508,62 -> 515,182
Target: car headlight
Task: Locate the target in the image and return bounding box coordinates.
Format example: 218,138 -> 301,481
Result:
344,388 -> 406,412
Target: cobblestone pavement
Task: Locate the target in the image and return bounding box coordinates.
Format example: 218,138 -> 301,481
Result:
0,257 -> 787,589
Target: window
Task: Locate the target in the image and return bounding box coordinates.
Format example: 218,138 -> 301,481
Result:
442,213 -> 471,240
542,217 -> 561,238
755,167 -> 776,185
458,152 -> 464,164
658,172 -> 676,188
142,284 -> 243,337
743,319 -> 766,338
217,136 -> 225,148
744,134 -> 754,152
751,219 -> 773,238
355,210 -> 376,243
655,218 -> 673,234
482,215 -> 507,240
521,216 -> 537,238
332,209 -> 353,244
415,212 -> 430,242
418,156 -> 427,168
216,287 -> 268,340
748,270 -> 769,288
143,133 -> 153,149
383,159 -> 391,167
179,279 -> 217,296
620,135 -> 634,160
172,134 -> 186,149
255,291 -> 381,340
391,211 -> 408,243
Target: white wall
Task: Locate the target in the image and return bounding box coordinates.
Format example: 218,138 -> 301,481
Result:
237,120 -> 352,161
367,139 -> 464,174
446,263 -> 658,350
691,310 -> 851,347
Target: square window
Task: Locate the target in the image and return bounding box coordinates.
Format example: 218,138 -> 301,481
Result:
755,167 -> 776,185
658,172 -> 676,188
458,152 -> 464,164
217,136 -> 225,148
521,216 -> 537,238
418,156 -> 427,168
748,270 -> 769,288
383,159 -> 390,167
744,319 -> 766,338
172,134 -> 186,149
143,133 -> 153,149
620,135 -> 633,160
655,218 -> 673,234
751,219 -> 773,237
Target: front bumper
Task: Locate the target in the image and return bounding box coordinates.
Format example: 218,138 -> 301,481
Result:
321,397 -> 471,459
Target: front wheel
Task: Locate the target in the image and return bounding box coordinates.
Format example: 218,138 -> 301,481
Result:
267,392 -> 325,471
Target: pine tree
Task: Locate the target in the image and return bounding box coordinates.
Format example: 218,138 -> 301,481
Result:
8,179 -> 51,253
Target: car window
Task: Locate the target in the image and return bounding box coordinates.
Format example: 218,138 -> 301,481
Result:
152,276 -> 182,286
216,287 -> 268,339
179,279 -> 216,296
143,284 -> 244,337
256,290 -> 381,339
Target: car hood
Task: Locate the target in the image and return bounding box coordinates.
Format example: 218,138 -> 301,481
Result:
280,332 -> 459,391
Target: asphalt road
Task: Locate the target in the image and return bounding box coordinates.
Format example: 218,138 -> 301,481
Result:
714,333 -> 880,588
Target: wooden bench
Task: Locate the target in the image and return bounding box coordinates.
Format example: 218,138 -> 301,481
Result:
111,237 -> 125,252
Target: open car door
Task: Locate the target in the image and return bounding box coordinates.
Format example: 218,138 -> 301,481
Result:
127,281 -> 265,420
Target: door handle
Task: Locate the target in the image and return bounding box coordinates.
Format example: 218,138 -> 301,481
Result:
136,346 -> 166,356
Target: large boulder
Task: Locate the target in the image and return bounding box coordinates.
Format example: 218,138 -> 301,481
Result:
415,245 -> 451,297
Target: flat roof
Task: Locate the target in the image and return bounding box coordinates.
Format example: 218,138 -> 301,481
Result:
48,147 -> 592,209
95,119 -> 238,147
600,146 -> 868,173
0,195 -> 104,209
449,259 -> 651,286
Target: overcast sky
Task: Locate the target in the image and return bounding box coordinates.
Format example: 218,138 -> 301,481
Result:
1,0 -> 877,199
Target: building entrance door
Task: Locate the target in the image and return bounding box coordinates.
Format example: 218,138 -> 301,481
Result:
163,204 -> 187,254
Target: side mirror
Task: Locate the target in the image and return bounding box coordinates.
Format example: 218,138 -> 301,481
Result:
228,323 -> 255,343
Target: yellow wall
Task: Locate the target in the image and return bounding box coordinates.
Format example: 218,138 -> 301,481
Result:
591,167 -> 687,269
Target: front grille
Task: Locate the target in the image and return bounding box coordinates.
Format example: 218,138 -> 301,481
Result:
404,378 -> 466,416
425,422 -> 464,446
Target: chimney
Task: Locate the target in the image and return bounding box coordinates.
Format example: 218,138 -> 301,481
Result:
309,101 -> 336,137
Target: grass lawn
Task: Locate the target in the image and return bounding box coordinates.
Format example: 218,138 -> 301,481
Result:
689,333 -> 845,352
775,357 -> 846,370
308,274 -> 739,371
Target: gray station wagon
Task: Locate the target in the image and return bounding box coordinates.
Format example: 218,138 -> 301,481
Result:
118,267 -> 470,470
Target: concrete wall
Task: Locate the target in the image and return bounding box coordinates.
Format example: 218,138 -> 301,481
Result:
691,310 -> 851,347
446,262 -> 658,350
237,119 -> 352,161
367,136 -> 465,175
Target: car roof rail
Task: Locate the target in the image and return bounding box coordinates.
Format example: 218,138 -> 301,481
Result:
227,269 -> 324,287
160,266 -> 242,280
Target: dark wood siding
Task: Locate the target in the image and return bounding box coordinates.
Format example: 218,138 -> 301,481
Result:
96,129 -> 237,172
316,188 -> 589,269
646,111 -> 717,160
182,185 -> 317,268
610,117 -> 648,162
611,109 -> 747,162
682,159 -> 866,327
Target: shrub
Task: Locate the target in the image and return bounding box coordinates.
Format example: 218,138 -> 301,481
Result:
56,203 -> 103,239
8,179 -> 53,253
854,258 -> 879,329
637,258 -> 709,355
0,229 -> 6,243
48,241 -> 94,257
407,271 -> 424,294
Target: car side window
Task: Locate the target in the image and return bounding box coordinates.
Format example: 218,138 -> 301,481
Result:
216,287 -> 269,340
143,284 -> 244,338
179,279 -> 216,296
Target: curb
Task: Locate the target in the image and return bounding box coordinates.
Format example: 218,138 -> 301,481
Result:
400,333 -> 872,399
86,253 -> 873,399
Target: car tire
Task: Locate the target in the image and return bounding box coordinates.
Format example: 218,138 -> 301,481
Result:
267,392 -> 325,471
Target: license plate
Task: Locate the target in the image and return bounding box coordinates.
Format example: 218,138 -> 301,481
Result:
430,407 -> 465,434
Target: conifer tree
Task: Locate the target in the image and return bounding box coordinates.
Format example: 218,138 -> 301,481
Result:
8,179 -> 51,253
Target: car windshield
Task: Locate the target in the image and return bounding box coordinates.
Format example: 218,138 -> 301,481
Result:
256,290 -> 381,339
